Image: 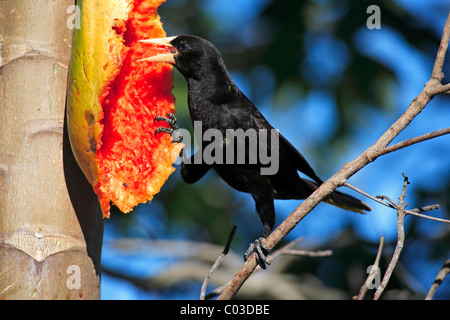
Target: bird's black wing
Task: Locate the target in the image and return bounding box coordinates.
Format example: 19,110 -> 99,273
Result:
229,94 -> 323,185
277,134 -> 323,185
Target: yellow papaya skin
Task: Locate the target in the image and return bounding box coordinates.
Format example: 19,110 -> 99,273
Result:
67,0 -> 182,217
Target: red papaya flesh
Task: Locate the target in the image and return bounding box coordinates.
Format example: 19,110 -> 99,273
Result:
67,0 -> 182,217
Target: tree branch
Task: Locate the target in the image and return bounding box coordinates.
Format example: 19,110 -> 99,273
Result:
280,248 -> 333,258
200,226 -> 236,300
373,174 -> 409,300
217,11 -> 450,300
354,236 -> 384,300
425,259 -> 450,300
376,127 -> 450,158
344,182 -> 448,223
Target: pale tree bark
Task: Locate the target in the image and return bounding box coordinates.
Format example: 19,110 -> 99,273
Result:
0,0 -> 103,299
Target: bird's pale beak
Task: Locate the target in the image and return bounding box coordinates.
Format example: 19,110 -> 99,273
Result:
137,36 -> 177,64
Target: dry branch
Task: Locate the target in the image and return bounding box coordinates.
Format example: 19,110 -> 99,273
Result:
354,236 -> 384,300
373,174 -> 409,300
425,259 -> 450,300
344,182 -> 447,223
200,226 -> 236,300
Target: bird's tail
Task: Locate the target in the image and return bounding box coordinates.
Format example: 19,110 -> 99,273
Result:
304,180 -> 371,214
324,190 -> 371,214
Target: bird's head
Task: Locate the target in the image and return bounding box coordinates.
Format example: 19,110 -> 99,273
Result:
138,35 -> 226,80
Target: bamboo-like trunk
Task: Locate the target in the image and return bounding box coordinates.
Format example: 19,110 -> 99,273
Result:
0,0 -> 103,299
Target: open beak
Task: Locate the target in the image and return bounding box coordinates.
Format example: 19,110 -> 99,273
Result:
137,36 -> 177,64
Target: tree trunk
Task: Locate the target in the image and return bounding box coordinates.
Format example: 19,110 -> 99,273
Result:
0,0 -> 104,299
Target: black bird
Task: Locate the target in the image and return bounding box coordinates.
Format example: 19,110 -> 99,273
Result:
139,35 -> 371,268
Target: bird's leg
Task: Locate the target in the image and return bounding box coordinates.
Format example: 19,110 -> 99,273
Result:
154,113 -> 183,144
244,195 -> 275,269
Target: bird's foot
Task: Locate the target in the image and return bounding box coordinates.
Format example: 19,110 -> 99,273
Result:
244,237 -> 271,269
154,113 -> 183,143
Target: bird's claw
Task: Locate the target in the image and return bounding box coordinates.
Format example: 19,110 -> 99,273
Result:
154,113 -> 183,143
244,237 -> 271,269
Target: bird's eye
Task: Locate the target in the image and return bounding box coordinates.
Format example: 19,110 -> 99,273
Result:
179,42 -> 190,52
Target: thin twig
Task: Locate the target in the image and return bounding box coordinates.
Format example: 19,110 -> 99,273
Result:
355,236 -> 384,300
376,195 -> 397,207
431,13 -> 450,81
377,127 -> 450,158
373,174 -> 409,300
344,182 -> 395,208
200,225 -> 236,300
425,259 -> 450,300
405,206 -> 450,223
344,182 -> 448,223
281,249 -> 333,257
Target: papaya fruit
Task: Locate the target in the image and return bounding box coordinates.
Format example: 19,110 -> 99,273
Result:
67,0 -> 182,217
